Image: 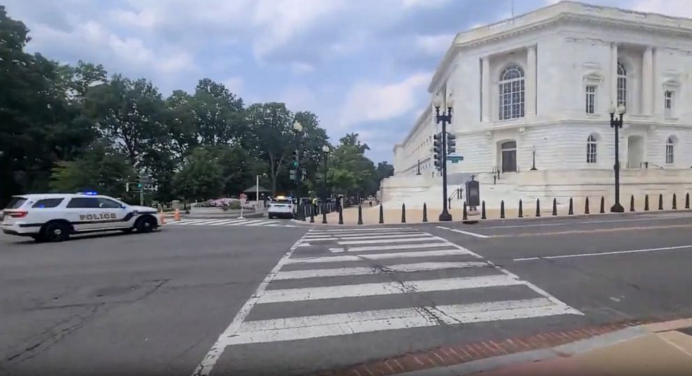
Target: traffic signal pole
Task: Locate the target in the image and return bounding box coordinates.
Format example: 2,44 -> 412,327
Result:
435,106 -> 453,222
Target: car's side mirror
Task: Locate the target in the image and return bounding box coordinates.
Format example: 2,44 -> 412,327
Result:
121,205 -> 127,209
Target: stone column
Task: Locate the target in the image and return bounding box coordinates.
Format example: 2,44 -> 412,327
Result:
527,45 -> 537,117
482,57 -> 490,122
611,42 -> 618,106
643,46 -> 653,115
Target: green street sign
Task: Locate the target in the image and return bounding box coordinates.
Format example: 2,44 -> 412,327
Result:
447,156 -> 464,164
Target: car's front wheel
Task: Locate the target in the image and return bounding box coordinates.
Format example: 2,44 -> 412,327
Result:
42,222 -> 71,242
135,216 -> 157,233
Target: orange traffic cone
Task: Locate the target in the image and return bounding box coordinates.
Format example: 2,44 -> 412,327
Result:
174,208 -> 180,221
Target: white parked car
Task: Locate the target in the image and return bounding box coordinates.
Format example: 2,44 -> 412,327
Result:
1,193 -> 161,242
267,196 -> 294,219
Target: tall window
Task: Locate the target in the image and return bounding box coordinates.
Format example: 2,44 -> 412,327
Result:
587,135 -> 598,164
617,62 -> 627,108
499,65 -> 525,120
666,136 -> 675,164
665,91 -> 674,118
585,85 -> 596,114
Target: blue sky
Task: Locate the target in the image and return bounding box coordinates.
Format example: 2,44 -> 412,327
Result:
4,0 -> 685,163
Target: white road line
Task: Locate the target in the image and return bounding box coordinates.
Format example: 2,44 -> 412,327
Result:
250,221 -> 275,226
197,219 -> 238,225
238,220 -> 266,226
286,249 -> 470,264
310,227 -> 413,233
332,234 -> 430,241
226,298 -> 579,345
191,232 -> 309,376
273,261 -> 490,280
426,234 -> 582,315
174,219 -> 207,226
437,226 -> 490,239
338,237 -> 435,245
330,231 -> 421,238
513,244 -> 692,262
342,242 -> 448,253
301,238 -> 336,242
209,219 -> 247,226
258,275 -> 522,303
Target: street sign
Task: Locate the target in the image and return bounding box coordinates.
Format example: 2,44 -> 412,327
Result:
447,155 -> 464,163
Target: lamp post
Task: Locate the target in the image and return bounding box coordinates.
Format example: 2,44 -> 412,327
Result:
416,159 -> 422,175
292,121 -> 304,220
609,103 -> 626,213
321,145 -> 330,202
530,145 -> 537,170
434,92 -> 454,222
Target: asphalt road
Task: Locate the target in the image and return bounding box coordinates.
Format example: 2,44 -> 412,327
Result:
2,211 -> 692,376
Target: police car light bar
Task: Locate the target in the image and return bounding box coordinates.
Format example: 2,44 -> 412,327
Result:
78,191 -> 99,196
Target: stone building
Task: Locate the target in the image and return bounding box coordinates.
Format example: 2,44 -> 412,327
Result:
383,1 -> 692,209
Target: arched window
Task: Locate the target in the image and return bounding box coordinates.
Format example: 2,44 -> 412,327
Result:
666,136 -> 675,164
499,65 -> 525,120
587,134 -> 598,164
617,62 -> 627,108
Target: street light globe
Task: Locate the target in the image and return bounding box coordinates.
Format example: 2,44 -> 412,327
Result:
293,121 -> 303,132
322,145 -> 330,153
617,104 -> 626,115
433,92 -> 443,108
446,93 -> 454,108
608,104 -> 616,115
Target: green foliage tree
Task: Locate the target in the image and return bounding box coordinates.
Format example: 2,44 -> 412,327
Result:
173,147 -> 223,201
50,142 -> 135,198
328,133 -> 378,198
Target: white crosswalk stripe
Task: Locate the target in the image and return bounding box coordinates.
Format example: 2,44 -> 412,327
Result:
195,227 -> 583,374
166,218 -> 297,228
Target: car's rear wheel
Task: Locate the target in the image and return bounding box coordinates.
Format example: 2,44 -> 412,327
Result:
268,214 -> 274,219
135,216 -> 157,233
42,222 -> 71,242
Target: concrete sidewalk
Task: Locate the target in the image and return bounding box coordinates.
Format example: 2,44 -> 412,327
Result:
409,319 -> 692,376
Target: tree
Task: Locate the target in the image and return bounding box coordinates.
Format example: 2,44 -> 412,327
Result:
245,103 -> 296,195
83,75 -> 167,167
217,145 -> 264,197
328,133 -> 377,198
376,161 -> 394,182
173,147 -> 223,201
191,79 -> 245,146
50,142 -> 135,198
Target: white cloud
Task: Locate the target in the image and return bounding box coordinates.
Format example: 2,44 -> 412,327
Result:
634,0 -> 692,17
277,86 -> 318,112
338,72 -> 432,127
290,62 -> 315,74
402,0 -> 453,8
223,77 -> 244,94
415,34 -> 455,56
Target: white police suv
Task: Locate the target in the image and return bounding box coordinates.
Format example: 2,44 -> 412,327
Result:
1,193 -> 161,242
267,196 -> 294,219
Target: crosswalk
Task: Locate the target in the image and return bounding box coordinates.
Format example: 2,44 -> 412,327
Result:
165,218 -> 298,227
196,227 -> 582,374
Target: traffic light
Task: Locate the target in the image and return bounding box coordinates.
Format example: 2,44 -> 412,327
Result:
433,132 -> 443,170
447,132 -> 456,154
292,149 -> 299,168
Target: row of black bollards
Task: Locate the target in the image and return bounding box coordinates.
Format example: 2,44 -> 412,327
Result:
314,192 -> 692,225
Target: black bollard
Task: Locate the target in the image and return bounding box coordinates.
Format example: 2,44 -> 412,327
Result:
518,200 -> 523,218
302,205 -> 307,221
322,205 -> 327,224
463,202 -> 468,221
552,198 -> 557,216
338,206 -> 344,225
630,195 -> 635,212
645,194 -> 650,211
600,197 -> 605,214
687,193 -> 690,209
569,197 -> 575,215
423,203 -> 428,223
481,201 -> 487,220
500,201 -> 505,219
379,204 -> 384,224
659,194 -> 664,210
401,204 -> 406,223
310,206 -> 315,223
673,194 -> 677,210
357,204 -> 363,225
535,199 -> 541,217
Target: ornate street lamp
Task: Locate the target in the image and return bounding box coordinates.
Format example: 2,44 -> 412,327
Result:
609,103 -> 626,213
434,92 -> 454,222
292,121 -> 304,220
